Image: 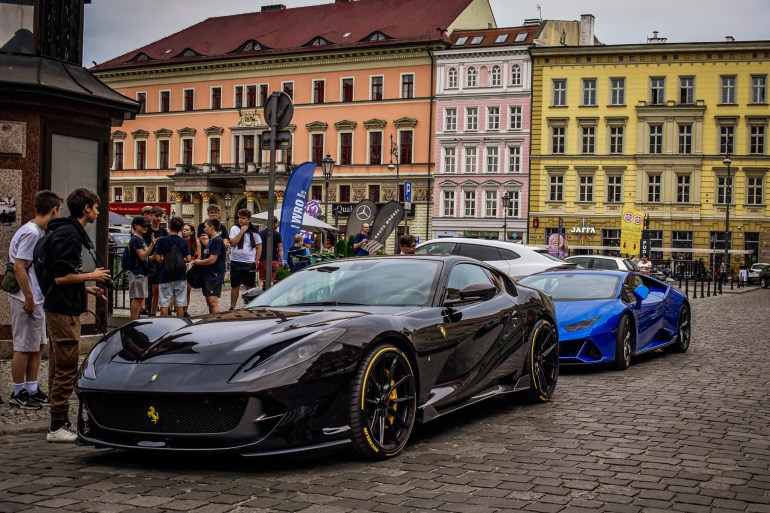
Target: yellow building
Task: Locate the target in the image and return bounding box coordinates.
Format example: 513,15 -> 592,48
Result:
530,39 -> 770,269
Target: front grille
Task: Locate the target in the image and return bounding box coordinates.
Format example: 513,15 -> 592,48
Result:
81,393 -> 248,434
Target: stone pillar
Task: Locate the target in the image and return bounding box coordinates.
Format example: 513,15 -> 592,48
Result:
193,193 -> 203,226
245,191 -> 255,213
174,191 -> 184,220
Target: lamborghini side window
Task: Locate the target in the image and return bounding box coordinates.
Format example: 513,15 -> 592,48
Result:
446,263 -> 495,300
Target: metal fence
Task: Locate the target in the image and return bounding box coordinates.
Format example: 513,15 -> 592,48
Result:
107,243 -> 130,315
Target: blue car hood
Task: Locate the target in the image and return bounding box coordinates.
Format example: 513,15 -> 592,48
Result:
555,299 -> 619,327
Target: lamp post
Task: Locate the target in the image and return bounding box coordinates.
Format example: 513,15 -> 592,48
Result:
723,153 -> 732,286
224,193 -> 232,228
502,192 -> 511,241
321,154 -> 335,250
388,134 -> 400,253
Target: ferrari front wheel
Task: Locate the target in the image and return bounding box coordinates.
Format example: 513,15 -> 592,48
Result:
614,314 -> 634,370
519,319 -> 559,403
348,344 -> 416,459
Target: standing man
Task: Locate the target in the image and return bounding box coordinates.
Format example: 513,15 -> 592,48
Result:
7,190 -> 62,409
228,209 -> 261,310
143,206 -> 168,317
398,234 -> 416,255
258,217 -> 283,289
127,217 -> 155,320
197,203 -> 230,246
43,188 -> 110,442
154,216 -> 191,317
353,223 -> 371,257
191,218 -> 226,313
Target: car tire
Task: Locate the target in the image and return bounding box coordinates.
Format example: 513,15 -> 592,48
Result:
663,304 -> 691,354
762,277 -> 768,289
518,319 -> 559,403
348,344 -> 417,460
614,314 -> 633,371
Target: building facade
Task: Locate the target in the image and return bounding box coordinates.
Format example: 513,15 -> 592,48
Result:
91,0 -> 497,248
529,39 -> 770,268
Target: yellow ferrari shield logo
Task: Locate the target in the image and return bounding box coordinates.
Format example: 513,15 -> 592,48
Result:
439,325 -> 446,338
150,374 -> 158,382
147,406 -> 159,424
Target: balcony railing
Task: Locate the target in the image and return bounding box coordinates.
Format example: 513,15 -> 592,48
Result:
173,163 -> 294,176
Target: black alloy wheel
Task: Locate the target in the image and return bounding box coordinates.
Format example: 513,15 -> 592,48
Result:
663,304 -> 691,353
519,319 -> 559,403
349,344 -> 416,459
614,314 -> 634,370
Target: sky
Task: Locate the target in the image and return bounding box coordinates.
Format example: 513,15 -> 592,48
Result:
83,0 -> 769,67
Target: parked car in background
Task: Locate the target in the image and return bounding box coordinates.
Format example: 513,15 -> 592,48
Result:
758,265 -> 770,288
566,255 -> 638,271
748,263 -> 769,285
109,233 -> 131,248
415,238 -> 576,279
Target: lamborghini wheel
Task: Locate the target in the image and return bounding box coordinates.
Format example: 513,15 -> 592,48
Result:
349,344 -> 416,459
519,319 -> 559,403
614,314 -> 633,370
663,304 -> 691,354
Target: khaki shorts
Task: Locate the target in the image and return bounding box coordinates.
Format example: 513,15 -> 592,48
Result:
9,296 -> 47,352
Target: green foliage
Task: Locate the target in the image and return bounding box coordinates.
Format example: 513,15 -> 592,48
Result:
335,236 -> 353,258
274,266 -> 292,282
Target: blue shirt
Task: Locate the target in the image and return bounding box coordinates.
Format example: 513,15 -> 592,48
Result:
202,235 -> 226,283
353,233 -> 370,257
128,235 -> 148,275
154,234 -> 190,283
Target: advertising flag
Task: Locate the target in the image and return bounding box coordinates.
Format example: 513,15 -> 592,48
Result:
369,201 -> 404,251
345,199 -> 378,240
278,162 -> 316,261
620,208 -> 645,256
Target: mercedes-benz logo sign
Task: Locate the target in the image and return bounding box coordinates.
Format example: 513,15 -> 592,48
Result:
356,205 -> 372,221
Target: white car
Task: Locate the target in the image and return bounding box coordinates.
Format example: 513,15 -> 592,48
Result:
415,238 -> 575,279
565,255 -> 638,271
749,263 -> 769,284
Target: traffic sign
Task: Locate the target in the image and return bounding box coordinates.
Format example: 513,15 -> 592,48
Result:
261,129 -> 292,150
263,92 -> 294,130
404,181 -> 412,202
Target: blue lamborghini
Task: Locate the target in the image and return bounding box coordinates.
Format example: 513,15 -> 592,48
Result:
518,270 -> 691,370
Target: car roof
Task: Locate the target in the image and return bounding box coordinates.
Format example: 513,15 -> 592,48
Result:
417,238 -> 547,254
566,255 -> 630,263
528,268 -> 630,277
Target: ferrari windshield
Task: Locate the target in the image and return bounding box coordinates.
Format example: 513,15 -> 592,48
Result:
519,272 -> 620,301
247,258 -> 442,307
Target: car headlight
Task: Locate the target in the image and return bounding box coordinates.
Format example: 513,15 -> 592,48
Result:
229,328 -> 347,383
80,331 -> 120,380
564,316 -> 600,332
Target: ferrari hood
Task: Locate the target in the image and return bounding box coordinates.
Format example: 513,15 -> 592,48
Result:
110,309 -> 364,365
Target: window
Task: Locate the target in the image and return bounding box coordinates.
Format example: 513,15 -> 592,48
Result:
552,126 -> 565,154
369,185 -> 380,203
553,79 -> 566,106
511,64 -> 521,86
369,132 -> 382,164
491,66 -> 501,86
211,87 -> 221,110
444,147 -> 456,173
495,34 -> 508,44
602,229 -> 620,255
486,147 -> 499,173
158,140 -> 169,169
471,36 -> 483,45
311,185 -> 322,201
648,230 -> 664,260
443,190 -> 455,216
340,133 -> 352,165
467,67 -> 477,87
135,140 -> 146,170
445,108 -> 457,131
747,177 -> 764,205
464,147 -> 477,173
581,126 -> 595,154
209,137 -> 221,164
651,78 -> 665,104
113,187 -> 123,203
135,187 -> 145,203
260,85 -> 268,106
549,175 -> 563,201
610,78 -> 625,105
487,106 -> 500,130
342,78 -> 354,102
679,124 -> 693,154
672,231 -> 693,260
464,190 -> 476,216
721,76 -> 736,104
647,174 -> 661,202
245,85 -> 256,108
311,134 -> 324,165
399,130 -> 413,164
401,74 -> 414,99
313,80 -> 325,104
515,32 -> 527,43
577,175 -> 593,202
371,76 -> 383,100
339,185 -> 351,203
751,75 -> 767,103
680,77 -> 694,104
466,107 -> 478,131
183,89 -> 194,111
160,91 -> 170,112
508,146 -> 521,173
137,92 -> 146,114
607,175 -> 622,203
282,82 -> 294,100
677,175 -> 691,203
448,68 -> 458,88
509,105 -> 522,130
750,125 -> 766,154
235,86 -> 243,109
720,125 -> 735,155
505,191 -> 520,217
158,186 -> 168,203
610,126 -> 624,154
717,175 -> 733,204
485,191 -> 498,217
649,124 -> 663,154
583,79 -> 596,106
113,141 -> 124,170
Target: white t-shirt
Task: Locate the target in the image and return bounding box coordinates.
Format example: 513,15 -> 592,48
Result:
8,221 -> 45,304
229,225 -> 262,263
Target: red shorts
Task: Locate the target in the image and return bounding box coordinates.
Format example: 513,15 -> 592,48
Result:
258,260 -> 280,281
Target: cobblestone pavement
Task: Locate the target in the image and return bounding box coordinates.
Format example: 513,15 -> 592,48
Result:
1,288 -> 769,513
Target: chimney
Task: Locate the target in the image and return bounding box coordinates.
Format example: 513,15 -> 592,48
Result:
725,35 -> 735,42
261,4 -> 286,12
579,14 -> 595,46
647,31 -> 667,44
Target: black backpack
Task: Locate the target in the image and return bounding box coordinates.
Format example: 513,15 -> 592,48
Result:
32,231 -> 55,295
161,237 -> 186,280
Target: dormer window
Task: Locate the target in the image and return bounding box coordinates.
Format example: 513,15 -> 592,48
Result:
456,36 -> 468,46
173,48 -> 201,59
495,34 -> 508,44
365,31 -> 392,42
242,41 -> 261,52
515,32 -> 527,42
471,36 -> 483,45
309,37 -> 331,46
129,53 -> 152,63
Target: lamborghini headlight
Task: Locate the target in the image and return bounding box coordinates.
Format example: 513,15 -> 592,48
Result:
564,316 -> 600,332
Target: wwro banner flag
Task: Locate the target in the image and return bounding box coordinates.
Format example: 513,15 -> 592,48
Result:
278,162 -> 316,261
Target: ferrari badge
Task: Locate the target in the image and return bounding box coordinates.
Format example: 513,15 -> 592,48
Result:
150,374 -> 158,382
439,325 -> 446,338
147,406 -> 159,424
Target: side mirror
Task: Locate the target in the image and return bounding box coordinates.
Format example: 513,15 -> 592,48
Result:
242,287 -> 264,304
445,282 -> 497,306
633,284 -> 649,303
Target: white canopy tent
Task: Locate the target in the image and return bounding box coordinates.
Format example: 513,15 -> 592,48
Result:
250,208 -> 339,233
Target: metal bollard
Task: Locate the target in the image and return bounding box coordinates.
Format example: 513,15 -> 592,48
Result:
685,278 -> 689,297
700,278 -> 705,298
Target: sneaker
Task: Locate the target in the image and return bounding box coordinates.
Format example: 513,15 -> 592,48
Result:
9,389 -> 42,410
46,426 -> 77,443
29,389 -> 50,405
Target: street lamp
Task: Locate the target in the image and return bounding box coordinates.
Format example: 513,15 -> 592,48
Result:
723,153 -> 732,286
502,192 -> 511,241
321,154 -> 335,250
224,193 -> 232,228
388,134 -> 400,253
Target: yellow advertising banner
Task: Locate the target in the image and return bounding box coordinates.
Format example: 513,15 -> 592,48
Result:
620,208 -> 645,256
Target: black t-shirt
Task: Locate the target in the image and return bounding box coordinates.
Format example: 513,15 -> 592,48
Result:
258,228 -> 282,261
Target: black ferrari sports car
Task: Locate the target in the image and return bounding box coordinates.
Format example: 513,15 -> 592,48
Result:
76,255 -> 558,459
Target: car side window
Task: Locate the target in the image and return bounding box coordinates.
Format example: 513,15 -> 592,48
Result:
457,244 -> 503,262
446,263 -> 495,300
497,248 -> 520,260
569,257 -> 589,267
415,242 -> 455,256
592,258 -> 617,270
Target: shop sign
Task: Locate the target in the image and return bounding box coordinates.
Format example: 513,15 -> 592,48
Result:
110,203 -> 171,215
332,202 -> 415,217
571,225 -> 596,234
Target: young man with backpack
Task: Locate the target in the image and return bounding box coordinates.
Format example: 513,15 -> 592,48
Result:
153,216 -> 191,318
41,188 -> 110,442
228,208 -> 261,310
143,206 -> 168,316
191,218 -> 226,314
126,217 -> 155,320
6,190 -> 62,409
